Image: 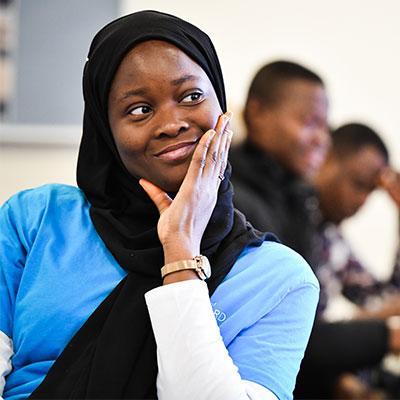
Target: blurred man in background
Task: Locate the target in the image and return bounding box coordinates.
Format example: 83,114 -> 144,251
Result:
314,123 -> 400,318
230,60 -> 329,265
307,123 -> 400,398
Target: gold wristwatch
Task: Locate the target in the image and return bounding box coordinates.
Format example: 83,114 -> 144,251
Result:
161,255 -> 211,280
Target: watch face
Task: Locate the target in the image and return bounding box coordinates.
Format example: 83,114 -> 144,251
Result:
194,255 -> 211,280
201,256 -> 211,279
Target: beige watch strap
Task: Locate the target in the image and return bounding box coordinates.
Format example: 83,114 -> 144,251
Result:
161,259 -> 199,279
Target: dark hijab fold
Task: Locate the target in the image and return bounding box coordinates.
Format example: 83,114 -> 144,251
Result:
31,10 -> 269,399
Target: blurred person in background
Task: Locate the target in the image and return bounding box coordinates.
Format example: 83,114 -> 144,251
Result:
304,123 -> 400,398
314,123 -> 400,319
230,60 -> 330,266
229,63 -> 400,398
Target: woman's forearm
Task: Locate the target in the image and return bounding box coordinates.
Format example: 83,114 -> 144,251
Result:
145,280 -> 277,400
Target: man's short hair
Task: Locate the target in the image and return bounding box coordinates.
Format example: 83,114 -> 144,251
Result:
331,123 -> 389,163
246,60 -> 324,106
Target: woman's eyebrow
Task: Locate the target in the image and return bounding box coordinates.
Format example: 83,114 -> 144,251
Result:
119,88 -> 147,102
119,75 -> 199,102
171,74 -> 198,86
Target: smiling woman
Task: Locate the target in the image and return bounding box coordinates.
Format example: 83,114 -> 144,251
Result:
0,10 -> 319,400
108,40 -> 221,192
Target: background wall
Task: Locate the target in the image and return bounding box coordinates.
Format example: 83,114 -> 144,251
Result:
0,0 -> 118,215
1,0 -> 399,278
8,0 -> 119,125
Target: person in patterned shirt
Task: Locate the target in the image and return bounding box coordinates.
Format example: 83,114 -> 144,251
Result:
311,122 -> 400,398
314,123 -> 400,319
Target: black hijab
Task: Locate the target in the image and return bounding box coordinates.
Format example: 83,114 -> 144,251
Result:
31,10 -> 269,399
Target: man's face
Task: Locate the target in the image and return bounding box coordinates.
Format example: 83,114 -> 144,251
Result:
318,146 -> 387,224
250,80 -> 329,180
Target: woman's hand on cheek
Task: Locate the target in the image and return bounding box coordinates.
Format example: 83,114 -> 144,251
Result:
139,111 -> 233,264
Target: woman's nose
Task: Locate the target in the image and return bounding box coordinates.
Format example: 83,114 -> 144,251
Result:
153,107 -> 190,138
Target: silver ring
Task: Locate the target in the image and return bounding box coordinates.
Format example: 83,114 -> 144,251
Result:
218,171 -> 225,181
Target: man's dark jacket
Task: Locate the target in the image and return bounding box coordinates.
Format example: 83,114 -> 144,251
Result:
229,140 -> 390,398
229,140 -> 319,265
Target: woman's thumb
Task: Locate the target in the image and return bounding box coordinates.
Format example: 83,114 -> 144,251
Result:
139,178 -> 172,214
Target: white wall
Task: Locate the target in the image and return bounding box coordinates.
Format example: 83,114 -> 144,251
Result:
120,0 -> 400,278
0,143 -> 78,201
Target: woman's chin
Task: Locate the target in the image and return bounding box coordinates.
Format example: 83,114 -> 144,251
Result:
156,176 -> 185,194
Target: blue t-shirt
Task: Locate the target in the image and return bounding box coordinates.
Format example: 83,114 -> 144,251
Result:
0,184 -> 319,400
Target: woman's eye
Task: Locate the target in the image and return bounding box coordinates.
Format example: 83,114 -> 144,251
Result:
129,105 -> 152,116
181,92 -> 203,103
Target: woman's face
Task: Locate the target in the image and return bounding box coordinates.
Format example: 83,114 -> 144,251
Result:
108,40 -> 222,192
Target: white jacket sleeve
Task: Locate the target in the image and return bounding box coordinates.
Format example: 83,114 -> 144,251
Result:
145,280 -> 277,400
0,330 -> 13,396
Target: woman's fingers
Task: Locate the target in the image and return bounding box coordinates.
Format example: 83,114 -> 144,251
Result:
212,127 -> 232,187
216,111 -> 233,132
139,178 -> 173,214
184,128 -> 216,183
202,112 -> 232,184
182,111 -> 232,188
218,128 -> 233,183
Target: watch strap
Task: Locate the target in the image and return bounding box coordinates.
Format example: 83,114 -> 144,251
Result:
161,257 -> 208,280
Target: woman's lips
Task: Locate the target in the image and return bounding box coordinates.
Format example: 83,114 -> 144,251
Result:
155,141 -> 198,163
